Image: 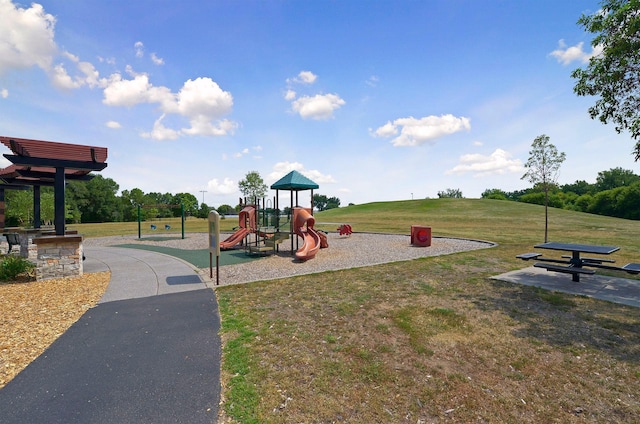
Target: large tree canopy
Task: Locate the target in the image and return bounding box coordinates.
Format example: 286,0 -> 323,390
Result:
572,0 -> 640,159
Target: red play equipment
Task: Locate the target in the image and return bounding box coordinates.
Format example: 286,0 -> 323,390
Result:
219,205 -> 257,250
338,224 -> 352,236
410,225 -> 431,247
292,207 -> 328,261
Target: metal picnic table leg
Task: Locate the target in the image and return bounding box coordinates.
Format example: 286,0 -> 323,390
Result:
571,251 -> 581,282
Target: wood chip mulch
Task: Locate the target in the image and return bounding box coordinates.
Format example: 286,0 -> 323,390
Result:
0,272 -> 110,389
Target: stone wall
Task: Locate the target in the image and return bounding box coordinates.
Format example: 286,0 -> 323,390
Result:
32,235 -> 83,281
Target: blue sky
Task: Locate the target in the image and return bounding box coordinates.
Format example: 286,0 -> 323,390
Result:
1,0 -> 637,208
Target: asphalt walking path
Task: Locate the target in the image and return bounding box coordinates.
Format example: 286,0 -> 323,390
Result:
0,247 -> 221,424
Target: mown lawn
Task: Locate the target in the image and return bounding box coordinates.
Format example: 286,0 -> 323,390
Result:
215,199 -> 640,423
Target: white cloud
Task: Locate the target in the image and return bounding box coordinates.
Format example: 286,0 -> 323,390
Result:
268,161 -> 336,184
102,73 -> 237,139
291,93 -> 345,120
150,52 -> 164,65
1,88 -> 8,98
287,70 -> 317,85
234,148 -> 250,158
550,39 -> 603,65
366,75 -> 379,87
50,51 -> 104,89
103,72 -> 158,106
175,77 -> 233,118
50,62 -> 79,89
105,120 -> 121,129
284,89 -> 296,101
372,114 -> 471,147
446,148 -> 524,177
207,177 -> 236,195
134,41 -> 144,58
0,1 -> 57,75
140,114 -> 180,140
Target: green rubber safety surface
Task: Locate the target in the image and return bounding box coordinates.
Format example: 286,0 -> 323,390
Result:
113,244 -> 258,268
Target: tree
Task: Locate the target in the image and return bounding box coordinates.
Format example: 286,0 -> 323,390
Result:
6,190 -> 32,226
437,188 -> 463,198
173,193 -> 198,217
196,203 -> 210,219
217,204 -> 234,215
595,167 -> 640,191
572,0 -> 640,159
326,196 -> 341,210
521,134 -> 566,242
481,188 -> 508,200
313,194 -> 328,211
238,171 -> 267,201
561,180 -> 594,196
72,175 -> 121,223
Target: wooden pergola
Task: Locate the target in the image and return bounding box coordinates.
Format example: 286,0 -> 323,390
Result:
0,137 -> 108,236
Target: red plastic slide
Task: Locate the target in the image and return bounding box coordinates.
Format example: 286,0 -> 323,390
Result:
293,207 -> 321,260
220,205 -> 256,250
219,227 -> 250,250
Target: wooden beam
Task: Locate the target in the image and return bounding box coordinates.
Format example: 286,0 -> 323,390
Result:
4,154 -> 107,171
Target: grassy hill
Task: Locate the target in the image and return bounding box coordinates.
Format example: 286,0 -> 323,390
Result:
316,198 -> 640,258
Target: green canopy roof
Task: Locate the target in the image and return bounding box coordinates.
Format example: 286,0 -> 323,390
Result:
270,170 -> 319,190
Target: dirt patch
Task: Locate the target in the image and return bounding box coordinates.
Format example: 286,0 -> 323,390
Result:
0,272 -> 110,389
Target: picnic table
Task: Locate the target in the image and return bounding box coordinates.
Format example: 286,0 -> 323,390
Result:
517,242 -> 640,282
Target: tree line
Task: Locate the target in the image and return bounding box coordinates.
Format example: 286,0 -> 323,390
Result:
481,167 -> 640,220
4,175 -> 202,226
4,172 -> 342,226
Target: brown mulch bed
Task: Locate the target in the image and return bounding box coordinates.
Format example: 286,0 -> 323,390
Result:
0,272 -> 110,389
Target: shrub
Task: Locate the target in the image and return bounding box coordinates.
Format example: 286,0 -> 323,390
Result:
0,255 -> 35,281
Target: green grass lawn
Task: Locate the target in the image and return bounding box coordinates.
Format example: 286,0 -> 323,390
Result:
213,199 -> 640,423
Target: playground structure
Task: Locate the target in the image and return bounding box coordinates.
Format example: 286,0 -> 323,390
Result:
292,207 -> 328,260
219,205 -> 256,250
219,170 -> 329,261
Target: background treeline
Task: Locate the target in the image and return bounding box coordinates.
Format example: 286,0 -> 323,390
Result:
481,167 -> 640,220
3,176 -> 342,226
4,176 -> 204,226
4,167 -> 637,225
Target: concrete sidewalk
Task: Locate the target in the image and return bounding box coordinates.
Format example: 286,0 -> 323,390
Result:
0,246 -> 221,424
493,266 -> 640,308
84,246 -> 208,302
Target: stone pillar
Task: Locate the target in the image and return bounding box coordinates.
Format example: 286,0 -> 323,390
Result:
32,235 -> 83,281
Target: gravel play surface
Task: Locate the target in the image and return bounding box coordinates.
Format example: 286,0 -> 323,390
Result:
84,232 -> 496,286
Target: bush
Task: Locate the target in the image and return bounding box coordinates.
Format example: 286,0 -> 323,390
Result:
0,255 -> 35,281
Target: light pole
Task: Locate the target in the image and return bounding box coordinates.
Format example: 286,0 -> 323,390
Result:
199,190 -> 207,204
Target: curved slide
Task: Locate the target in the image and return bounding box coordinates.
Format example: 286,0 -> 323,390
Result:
293,207 -> 321,261
220,205 -> 256,250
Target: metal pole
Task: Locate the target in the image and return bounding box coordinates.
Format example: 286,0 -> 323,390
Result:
54,167 -> 65,236
181,204 -> 185,239
33,185 -> 41,229
138,205 -> 141,239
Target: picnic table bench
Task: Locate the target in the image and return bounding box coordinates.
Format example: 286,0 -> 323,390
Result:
4,232 -> 19,254
517,242 -> 640,282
